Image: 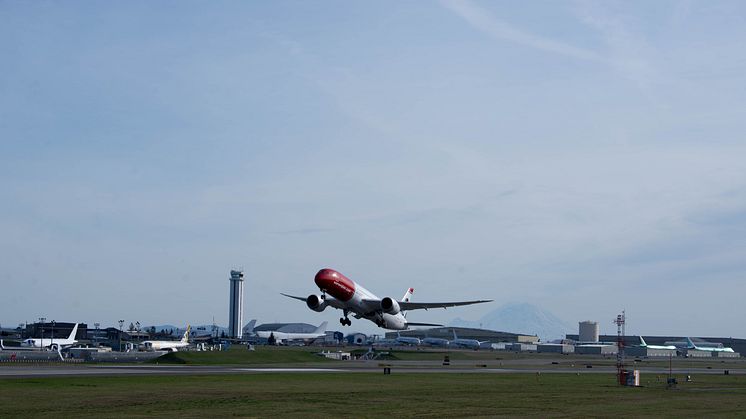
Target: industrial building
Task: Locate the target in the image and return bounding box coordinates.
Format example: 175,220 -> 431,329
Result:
626,346 -> 676,357
537,343 -> 575,354
578,321 -> 599,343
253,322 -> 319,333
575,344 -> 618,355
387,327 -> 539,344
567,334 -> 744,357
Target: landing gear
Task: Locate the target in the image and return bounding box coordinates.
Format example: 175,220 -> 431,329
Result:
340,310 -> 351,326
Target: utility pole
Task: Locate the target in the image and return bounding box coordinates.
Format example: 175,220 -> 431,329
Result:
118,319 -> 124,352
39,317 -> 46,351
613,311 -> 626,385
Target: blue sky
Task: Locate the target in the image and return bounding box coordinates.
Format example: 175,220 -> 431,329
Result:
2,1 -> 746,337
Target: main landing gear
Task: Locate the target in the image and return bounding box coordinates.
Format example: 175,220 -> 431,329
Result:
340,310 -> 352,326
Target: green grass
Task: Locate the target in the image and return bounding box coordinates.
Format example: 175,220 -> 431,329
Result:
1,373 -> 745,417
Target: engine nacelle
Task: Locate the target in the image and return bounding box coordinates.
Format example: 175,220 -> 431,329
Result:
306,294 -> 327,312
381,297 -> 400,315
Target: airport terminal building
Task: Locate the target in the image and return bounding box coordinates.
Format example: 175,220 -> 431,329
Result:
387,327 -> 539,343
566,334 -> 745,357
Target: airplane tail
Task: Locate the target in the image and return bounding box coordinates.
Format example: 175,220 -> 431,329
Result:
453,329 -> 458,340
401,288 -> 414,318
68,323 -> 79,341
313,321 -> 328,334
639,336 -> 647,346
181,325 -> 191,343
243,319 -> 257,334
686,337 -> 697,349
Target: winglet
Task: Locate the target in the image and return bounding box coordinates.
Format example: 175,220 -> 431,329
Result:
639,336 -> 647,346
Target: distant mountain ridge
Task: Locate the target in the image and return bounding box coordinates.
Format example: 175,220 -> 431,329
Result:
450,302 -> 574,341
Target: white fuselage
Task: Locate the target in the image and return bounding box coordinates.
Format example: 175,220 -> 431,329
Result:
451,339 -> 481,349
21,337 -> 77,350
423,337 -> 450,347
141,340 -> 189,352
327,282 -> 409,330
256,331 -> 326,344
396,336 -> 421,345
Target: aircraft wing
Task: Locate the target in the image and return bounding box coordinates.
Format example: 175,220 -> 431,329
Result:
281,293 -> 307,302
361,299 -> 492,311
399,300 -> 492,311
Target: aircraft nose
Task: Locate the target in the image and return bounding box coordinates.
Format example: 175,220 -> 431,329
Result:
314,269 -> 336,290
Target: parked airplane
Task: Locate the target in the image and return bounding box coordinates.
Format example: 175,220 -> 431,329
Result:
283,268 -> 491,330
450,329 -> 488,350
422,336 -> 451,347
638,336 -> 676,350
20,323 -> 79,351
0,340 -> 42,351
141,326 -> 191,352
685,337 -> 735,353
395,332 -> 421,346
256,322 -> 328,345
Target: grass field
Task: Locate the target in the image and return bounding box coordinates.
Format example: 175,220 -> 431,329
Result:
1,372 -> 745,417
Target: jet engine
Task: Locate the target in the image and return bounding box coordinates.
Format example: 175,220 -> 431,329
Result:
306,294 -> 327,312
381,297 -> 400,315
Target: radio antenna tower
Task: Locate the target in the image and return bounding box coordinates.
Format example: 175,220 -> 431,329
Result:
613,310 -> 626,385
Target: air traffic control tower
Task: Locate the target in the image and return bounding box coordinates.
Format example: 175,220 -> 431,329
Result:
228,270 -> 245,339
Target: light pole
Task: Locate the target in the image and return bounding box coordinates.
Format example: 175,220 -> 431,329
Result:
39,317 -> 46,350
51,320 -> 56,350
135,321 -> 141,347
94,323 -> 100,347
118,320 -> 124,352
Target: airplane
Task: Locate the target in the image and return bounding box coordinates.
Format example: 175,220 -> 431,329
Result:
422,336 -> 450,347
450,329 -> 489,350
140,326 -> 191,352
638,336 -> 676,350
684,337 -> 735,353
395,332 -> 421,346
256,322 -> 328,345
282,268 -> 491,330
0,340 -> 42,351
20,323 -> 79,351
